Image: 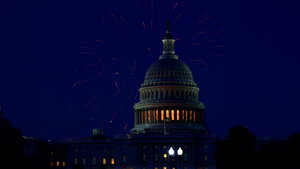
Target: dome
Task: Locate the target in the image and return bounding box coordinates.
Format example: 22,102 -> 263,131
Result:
131,21 -> 206,135
144,57 -> 194,84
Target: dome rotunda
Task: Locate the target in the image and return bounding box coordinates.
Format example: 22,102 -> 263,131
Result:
131,21 -> 206,134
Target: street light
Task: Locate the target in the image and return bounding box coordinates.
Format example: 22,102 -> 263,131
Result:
168,147 -> 183,169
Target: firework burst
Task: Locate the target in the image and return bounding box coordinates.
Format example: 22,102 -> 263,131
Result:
73,0 -> 224,135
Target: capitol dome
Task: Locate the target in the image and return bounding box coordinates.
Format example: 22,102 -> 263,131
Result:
131,21 -> 206,134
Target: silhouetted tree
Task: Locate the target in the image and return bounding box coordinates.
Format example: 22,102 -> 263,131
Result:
215,126 -> 256,169
73,164 -> 83,169
0,113 -> 25,169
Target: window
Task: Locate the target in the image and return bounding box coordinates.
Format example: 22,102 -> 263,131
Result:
83,158 -> 86,165
176,110 -> 179,120
103,158 -> 106,165
184,154 -> 188,162
50,162 -> 53,166
171,110 -> 174,120
182,110 -> 185,120
166,110 -> 169,119
163,167 -> 167,169
123,155 -> 127,162
163,154 -> 167,162
142,154 -> 147,162
155,110 -> 158,121
56,161 -> 59,167
111,158 -> 115,164
93,156 -> 97,165
62,161 -> 66,167
204,154 -> 208,161
74,158 -> 78,164
161,110 -> 164,120
154,154 -> 158,162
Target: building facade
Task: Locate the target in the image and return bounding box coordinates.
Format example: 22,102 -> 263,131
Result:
65,21 -> 216,169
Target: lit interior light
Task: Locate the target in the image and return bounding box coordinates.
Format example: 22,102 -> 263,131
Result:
168,147 -> 174,155
177,147 -> 183,156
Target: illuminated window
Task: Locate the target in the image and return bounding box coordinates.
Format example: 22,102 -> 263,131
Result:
74,158 -> 78,164
63,161 -> 66,167
143,111 -> 146,123
204,154 -> 208,161
176,110 -> 179,120
148,110 -> 150,122
161,110 -> 164,120
83,158 -> 86,165
103,158 -> 106,165
190,111 -> 192,120
171,110 -> 174,120
182,110 -> 185,120
50,162 -> 53,166
166,110 -> 169,118
185,110 -> 188,121
56,161 -> 59,167
155,110 -> 158,121
154,154 -> 158,162
142,154 -> 147,162
194,111 -> 196,121
163,167 -> 167,169
111,158 -> 115,164
184,154 -> 188,162
93,156 -> 97,165
51,152 -> 54,155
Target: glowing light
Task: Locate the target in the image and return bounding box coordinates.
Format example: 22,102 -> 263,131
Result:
168,147 -> 174,155
177,147 -> 183,155
163,154 -> 167,158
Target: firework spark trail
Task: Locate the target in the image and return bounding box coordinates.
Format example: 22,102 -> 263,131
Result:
191,12 -> 210,29
203,40 -> 217,45
209,30 -> 224,36
101,17 -> 115,27
98,58 -> 107,73
180,0 -> 187,9
115,82 -> 120,91
134,92 -> 139,100
95,39 -> 105,43
84,96 -> 99,108
173,2 -> 178,12
121,124 -> 129,132
120,16 -> 127,24
131,62 -> 136,71
110,99 -> 127,123
175,13 -> 182,22
76,78 -> 98,84
189,59 -> 208,65
84,64 -> 97,67
193,15 -> 211,28
151,20 -> 153,29
191,31 -> 207,38
75,83 -> 97,96
109,12 -> 122,25
121,35 -> 130,43
151,0 -> 154,15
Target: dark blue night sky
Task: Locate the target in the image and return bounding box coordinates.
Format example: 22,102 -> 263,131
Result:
1,0 -> 299,141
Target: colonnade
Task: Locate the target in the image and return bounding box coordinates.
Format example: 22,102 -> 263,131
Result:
134,108 -> 204,125
140,88 -> 198,101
